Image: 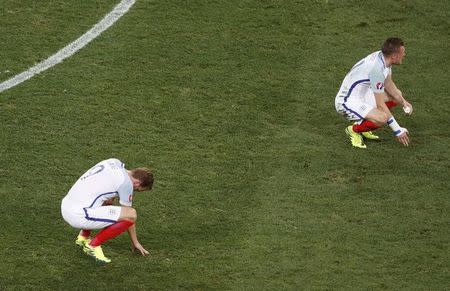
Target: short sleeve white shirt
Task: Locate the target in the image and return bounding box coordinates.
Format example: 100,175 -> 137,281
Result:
64,158 -> 133,209
341,51 -> 392,96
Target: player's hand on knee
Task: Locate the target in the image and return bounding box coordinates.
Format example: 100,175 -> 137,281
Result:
396,128 -> 410,146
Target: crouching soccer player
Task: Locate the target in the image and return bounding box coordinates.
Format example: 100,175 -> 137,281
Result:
335,37 -> 413,148
61,158 -> 153,263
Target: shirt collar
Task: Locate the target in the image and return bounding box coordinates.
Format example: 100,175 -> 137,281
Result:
378,51 -> 389,69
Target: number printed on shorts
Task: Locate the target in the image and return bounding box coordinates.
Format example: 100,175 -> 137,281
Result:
80,165 -> 105,180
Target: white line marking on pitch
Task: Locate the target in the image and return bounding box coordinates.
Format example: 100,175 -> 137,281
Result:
0,0 -> 135,94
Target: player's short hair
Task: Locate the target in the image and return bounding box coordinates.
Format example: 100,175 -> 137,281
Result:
381,37 -> 404,56
131,168 -> 154,190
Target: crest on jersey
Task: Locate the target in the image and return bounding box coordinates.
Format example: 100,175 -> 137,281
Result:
376,82 -> 384,90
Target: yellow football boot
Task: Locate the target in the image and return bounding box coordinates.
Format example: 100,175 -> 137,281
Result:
361,131 -> 380,140
75,235 -> 91,247
345,125 -> 367,149
83,244 -> 112,264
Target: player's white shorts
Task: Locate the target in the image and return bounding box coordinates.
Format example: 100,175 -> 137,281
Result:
335,84 -> 376,121
61,197 -> 121,229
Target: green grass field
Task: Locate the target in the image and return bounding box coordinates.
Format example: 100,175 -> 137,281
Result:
0,0 -> 449,289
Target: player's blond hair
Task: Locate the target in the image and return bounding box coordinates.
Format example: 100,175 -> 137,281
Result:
131,168 -> 154,190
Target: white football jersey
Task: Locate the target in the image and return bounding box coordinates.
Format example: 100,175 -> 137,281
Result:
340,50 -> 392,97
63,158 -> 133,208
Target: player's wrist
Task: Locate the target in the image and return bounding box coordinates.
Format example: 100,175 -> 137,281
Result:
387,117 -> 403,136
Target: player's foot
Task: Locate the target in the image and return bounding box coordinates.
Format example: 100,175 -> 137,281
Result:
83,244 -> 111,264
75,235 -> 91,247
361,131 -> 380,140
345,125 -> 367,148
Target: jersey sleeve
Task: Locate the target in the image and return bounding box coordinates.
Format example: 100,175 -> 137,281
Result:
117,170 -> 133,206
368,66 -> 386,94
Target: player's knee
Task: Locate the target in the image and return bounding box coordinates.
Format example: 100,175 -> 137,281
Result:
381,113 -> 390,124
374,111 -> 389,125
128,208 -> 137,221
120,207 -> 137,222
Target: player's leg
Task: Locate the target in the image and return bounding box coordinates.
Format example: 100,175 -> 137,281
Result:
117,206 -> 137,222
83,207 -> 136,263
352,108 -> 388,140
359,92 -> 402,134
359,89 -> 390,125
61,200 -> 93,247
384,91 -> 399,109
75,229 -> 92,247
79,229 -> 91,237
349,90 -> 392,141
81,206 -> 129,263
89,207 -> 136,247
360,107 -> 389,127
353,119 -> 381,140
73,199 -> 121,248
385,100 -> 398,109
336,100 -> 368,148
336,92 -> 382,148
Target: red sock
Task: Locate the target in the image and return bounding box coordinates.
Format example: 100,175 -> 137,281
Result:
90,220 -> 134,247
352,120 -> 380,133
385,101 -> 398,109
80,229 -> 91,238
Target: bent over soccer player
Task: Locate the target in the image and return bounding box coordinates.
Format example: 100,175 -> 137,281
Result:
335,37 -> 413,148
61,158 -> 153,263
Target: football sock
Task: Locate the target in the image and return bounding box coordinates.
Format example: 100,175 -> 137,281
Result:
89,220 -> 134,247
80,229 -> 91,238
352,120 -> 379,133
385,101 -> 398,109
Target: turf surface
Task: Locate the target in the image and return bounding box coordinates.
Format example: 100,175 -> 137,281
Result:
0,0 -> 449,289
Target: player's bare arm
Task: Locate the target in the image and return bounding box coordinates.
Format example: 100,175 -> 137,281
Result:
374,92 -> 392,119
385,74 -> 413,114
128,223 -> 150,256
117,206 -> 149,256
373,91 -> 409,146
384,74 -> 403,102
